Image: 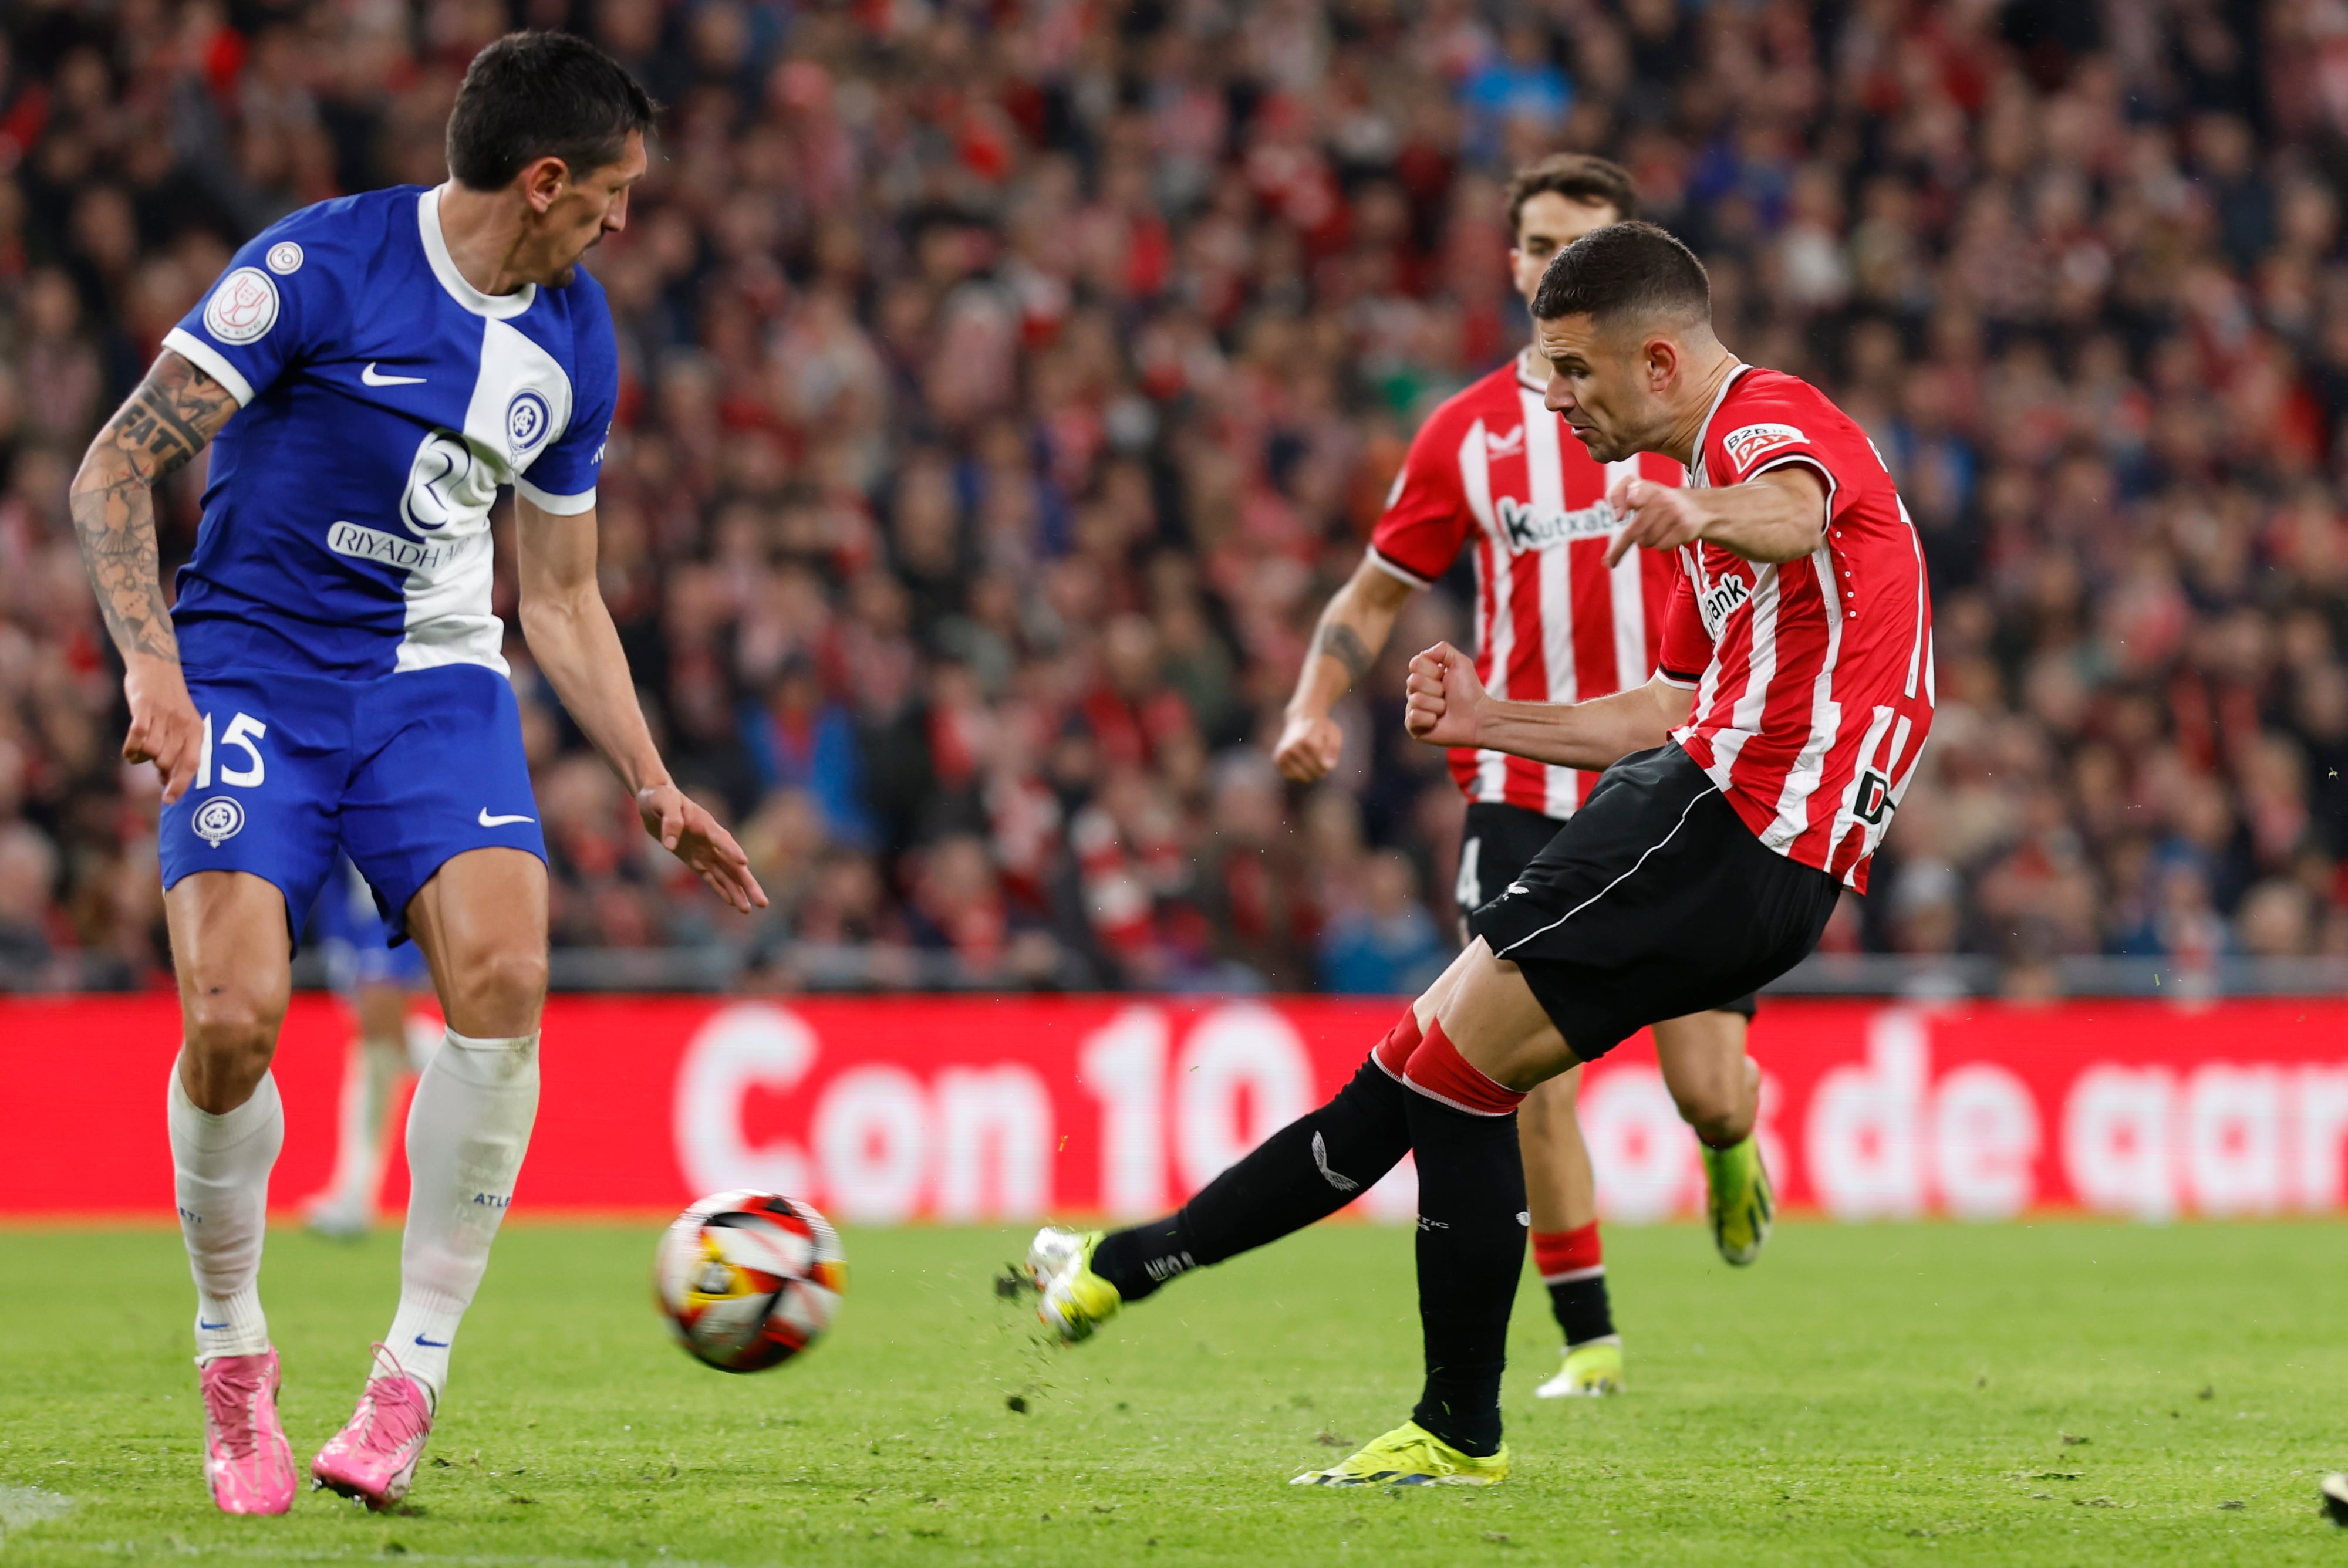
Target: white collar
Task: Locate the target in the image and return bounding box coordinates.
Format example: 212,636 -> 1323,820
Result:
419,185 -> 536,320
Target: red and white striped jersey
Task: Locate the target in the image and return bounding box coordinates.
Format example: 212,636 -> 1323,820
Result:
1655,365 -> 1936,893
1369,355 -> 1685,817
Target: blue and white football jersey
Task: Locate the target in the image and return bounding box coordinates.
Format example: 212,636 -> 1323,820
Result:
164,184 -> 618,679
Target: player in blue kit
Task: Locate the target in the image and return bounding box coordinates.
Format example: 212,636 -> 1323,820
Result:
68,33 -> 764,1516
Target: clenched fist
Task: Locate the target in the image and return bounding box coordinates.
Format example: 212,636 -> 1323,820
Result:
1404,643 -> 1487,748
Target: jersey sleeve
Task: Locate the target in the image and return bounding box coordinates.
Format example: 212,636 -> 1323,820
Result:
1655,560 -> 1709,687
1708,374 -> 1852,521
1365,407 -> 1473,588
514,285 -> 618,517
163,211 -> 349,407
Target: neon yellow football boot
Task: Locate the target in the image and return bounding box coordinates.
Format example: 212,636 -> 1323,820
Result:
1290,1421 -> 1509,1487
1024,1226 -> 1121,1343
1533,1335 -> 1624,1398
1703,1134 -> 1774,1266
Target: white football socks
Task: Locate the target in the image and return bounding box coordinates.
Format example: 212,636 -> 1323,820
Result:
385,1028 -> 539,1405
168,1058 -> 284,1363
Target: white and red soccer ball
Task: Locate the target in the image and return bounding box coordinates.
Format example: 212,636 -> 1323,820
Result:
654,1191 -> 846,1372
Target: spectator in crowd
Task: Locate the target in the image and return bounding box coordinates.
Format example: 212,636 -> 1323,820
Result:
10,0 -> 2348,995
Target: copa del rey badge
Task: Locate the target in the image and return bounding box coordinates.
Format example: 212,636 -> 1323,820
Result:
1722,423 -> 1804,472
203,268 -> 279,345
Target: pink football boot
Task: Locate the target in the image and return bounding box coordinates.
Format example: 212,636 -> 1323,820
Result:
310,1346 -> 434,1509
197,1349 -> 297,1515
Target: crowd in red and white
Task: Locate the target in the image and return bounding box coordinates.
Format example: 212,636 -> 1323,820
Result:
2,0 -> 2347,995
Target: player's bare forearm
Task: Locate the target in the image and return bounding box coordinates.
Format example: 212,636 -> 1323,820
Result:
1286,560 -> 1413,721
1472,680 -> 1693,771
69,351 -> 238,663
516,508 -> 765,913
518,577 -> 667,793
1695,468 -> 1829,563
1607,467 -> 1827,567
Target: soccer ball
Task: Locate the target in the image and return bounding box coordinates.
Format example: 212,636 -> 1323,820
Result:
654,1191 -> 846,1372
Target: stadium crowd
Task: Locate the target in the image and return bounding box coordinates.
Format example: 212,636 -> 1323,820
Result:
4,0 -> 2347,995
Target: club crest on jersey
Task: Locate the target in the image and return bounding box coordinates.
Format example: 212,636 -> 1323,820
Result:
1722,423 -> 1805,473
1497,496 -> 1619,552
203,268 -> 279,344
191,796 -> 245,846
1698,572 -> 1753,638
507,390 -> 552,456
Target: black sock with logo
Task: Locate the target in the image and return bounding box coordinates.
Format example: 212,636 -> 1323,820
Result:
1088,1057 -> 1411,1303
1404,1090 -> 1527,1459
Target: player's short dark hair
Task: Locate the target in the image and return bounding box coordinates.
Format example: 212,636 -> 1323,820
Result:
1505,153 -> 1639,234
446,31 -> 656,191
1530,221 -> 1711,329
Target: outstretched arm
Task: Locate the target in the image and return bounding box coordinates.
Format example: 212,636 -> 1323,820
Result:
1404,641 -> 1695,771
1603,465 -> 1828,568
69,349 -> 241,802
1273,556 -> 1416,782
514,494 -> 767,913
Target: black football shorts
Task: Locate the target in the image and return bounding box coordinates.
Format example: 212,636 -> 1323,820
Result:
1458,797 -> 1762,1027
1465,744 -> 1838,1059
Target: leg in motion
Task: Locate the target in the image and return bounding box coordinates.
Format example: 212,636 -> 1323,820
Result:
1652,1008 -> 1773,1265
1519,1069 -> 1624,1398
167,871 -> 299,1516
313,849 -> 548,1510
1030,1005 -> 1425,1341
1297,940 -> 1573,1487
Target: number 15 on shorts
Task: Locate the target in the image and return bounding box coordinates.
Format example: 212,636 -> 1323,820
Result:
196,711 -> 268,789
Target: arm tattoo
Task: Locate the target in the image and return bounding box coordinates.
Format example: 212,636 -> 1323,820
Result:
1311,619 -> 1375,685
68,352 -> 239,660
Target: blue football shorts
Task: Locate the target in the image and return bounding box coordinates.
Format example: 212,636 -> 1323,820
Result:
306,853 -> 432,988
158,663 -> 546,947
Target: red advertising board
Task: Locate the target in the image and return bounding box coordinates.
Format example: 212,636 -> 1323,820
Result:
4,995 -> 2346,1222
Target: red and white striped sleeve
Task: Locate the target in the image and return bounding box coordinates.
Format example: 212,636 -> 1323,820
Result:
1367,403 -> 1474,589
1654,559 -> 1709,688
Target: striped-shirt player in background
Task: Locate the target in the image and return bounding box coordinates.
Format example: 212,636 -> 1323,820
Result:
1270,154 -> 1777,1403
1026,219 -> 1934,1488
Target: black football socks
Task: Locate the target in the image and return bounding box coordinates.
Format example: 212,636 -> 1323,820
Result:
1402,1089 -> 1526,1458
1088,1056 -> 1411,1303
1548,1269 -> 1615,1346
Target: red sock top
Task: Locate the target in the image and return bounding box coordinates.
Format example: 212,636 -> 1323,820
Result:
1530,1221 -> 1603,1279
1399,1016 -> 1527,1117
1371,1009 -> 1423,1079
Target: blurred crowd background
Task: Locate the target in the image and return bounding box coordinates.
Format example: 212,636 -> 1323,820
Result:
5,0 -> 2348,996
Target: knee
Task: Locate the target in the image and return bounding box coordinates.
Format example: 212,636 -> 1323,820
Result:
445,941 -> 546,1033
180,986 -> 284,1106
1670,1059 -> 1756,1145
183,985 -> 281,1059
1517,1071 -> 1578,1133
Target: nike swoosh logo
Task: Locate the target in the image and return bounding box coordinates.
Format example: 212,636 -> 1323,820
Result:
478,809 -> 535,827
362,363 -> 426,386
413,1334 -> 450,1348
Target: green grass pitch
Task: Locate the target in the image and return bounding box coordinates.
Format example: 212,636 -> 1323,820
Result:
1,1219 -> 2343,1564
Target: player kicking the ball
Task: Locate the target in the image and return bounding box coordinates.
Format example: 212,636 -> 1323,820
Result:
68,33 -> 763,1515
1029,221 -> 1933,1485
1271,153 -> 1772,1403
